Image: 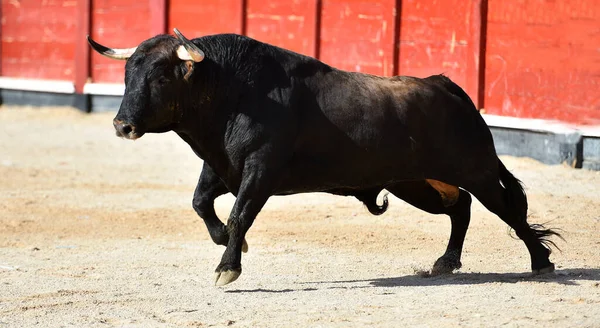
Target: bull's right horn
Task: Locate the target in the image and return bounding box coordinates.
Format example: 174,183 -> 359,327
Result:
87,36 -> 137,60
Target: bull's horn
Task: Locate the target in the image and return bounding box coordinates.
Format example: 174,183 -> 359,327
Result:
87,36 -> 137,60
173,28 -> 205,62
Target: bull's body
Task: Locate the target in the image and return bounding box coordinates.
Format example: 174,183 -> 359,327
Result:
88,31 -> 560,286
178,36 -> 486,194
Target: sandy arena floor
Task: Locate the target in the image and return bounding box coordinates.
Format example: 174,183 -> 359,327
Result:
1,106 -> 599,327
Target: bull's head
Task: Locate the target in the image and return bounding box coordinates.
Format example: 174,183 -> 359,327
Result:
87,29 -> 204,139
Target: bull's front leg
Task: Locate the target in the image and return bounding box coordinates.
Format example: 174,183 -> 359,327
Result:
192,163 -> 248,252
214,165 -> 272,286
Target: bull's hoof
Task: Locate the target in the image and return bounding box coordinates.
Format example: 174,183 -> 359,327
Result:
242,239 -> 249,253
532,263 -> 555,275
431,256 -> 462,276
214,270 -> 241,286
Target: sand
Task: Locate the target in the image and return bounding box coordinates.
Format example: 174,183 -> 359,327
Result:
1,106 -> 599,327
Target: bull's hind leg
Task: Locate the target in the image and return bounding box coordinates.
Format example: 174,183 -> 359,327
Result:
387,181 -> 472,275
463,161 -> 559,274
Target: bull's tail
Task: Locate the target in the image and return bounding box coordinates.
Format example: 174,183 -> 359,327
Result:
498,159 -> 563,252
355,189 -> 389,216
498,159 -> 528,221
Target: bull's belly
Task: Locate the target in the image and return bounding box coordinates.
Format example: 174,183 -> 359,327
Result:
273,156 -> 422,195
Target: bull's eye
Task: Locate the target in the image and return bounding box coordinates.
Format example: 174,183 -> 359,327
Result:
158,77 -> 169,86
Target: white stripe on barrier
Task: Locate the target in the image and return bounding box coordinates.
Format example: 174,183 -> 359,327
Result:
83,83 -> 125,96
482,114 -> 600,137
0,77 -> 75,94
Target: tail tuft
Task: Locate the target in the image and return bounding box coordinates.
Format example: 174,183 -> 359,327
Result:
530,223 -> 564,254
499,159 -> 564,252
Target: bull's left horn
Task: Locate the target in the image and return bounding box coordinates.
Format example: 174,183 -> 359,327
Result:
87,36 -> 137,60
173,28 -> 205,62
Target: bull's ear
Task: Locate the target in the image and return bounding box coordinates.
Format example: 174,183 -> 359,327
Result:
173,28 -> 204,62
182,60 -> 195,81
176,45 -> 199,62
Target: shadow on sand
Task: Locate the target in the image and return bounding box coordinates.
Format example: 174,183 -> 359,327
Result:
225,268 -> 600,293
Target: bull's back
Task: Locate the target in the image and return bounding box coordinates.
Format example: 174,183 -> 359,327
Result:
274,72 -> 423,192
304,73 -> 497,177
266,58 -> 496,190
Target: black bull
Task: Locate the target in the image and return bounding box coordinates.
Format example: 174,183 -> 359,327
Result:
88,29 -> 561,286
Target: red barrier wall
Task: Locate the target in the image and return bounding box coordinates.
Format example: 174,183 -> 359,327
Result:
168,0 -> 243,39
398,0 -> 472,91
246,0 -> 317,57
1,0 -> 599,124
90,1 -> 155,83
1,0 -> 77,80
320,0 -> 396,76
484,0 -> 600,124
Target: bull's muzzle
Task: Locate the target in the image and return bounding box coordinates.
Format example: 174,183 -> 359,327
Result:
113,119 -> 141,140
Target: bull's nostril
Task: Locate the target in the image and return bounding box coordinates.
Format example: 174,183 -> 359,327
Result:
114,121 -> 136,138
121,124 -> 133,135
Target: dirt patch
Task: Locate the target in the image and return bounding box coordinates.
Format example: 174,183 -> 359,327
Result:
1,106 -> 599,327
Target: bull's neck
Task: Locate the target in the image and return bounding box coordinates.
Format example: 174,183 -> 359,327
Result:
174,86 -> 232,175
172,50 -> 259,174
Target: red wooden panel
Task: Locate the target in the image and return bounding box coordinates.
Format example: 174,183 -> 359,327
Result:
465,0 -> 486,109
75,0 -> 91,94
90,1 -> 153,83
1,0 -> 77,80
149,0 -> 167,36
398,0 -> 472,90
246,0 -> 317,57
168,0 -> 243,39
484,0 -> 600,125
320,0 -> 395,76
